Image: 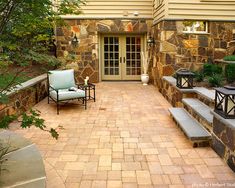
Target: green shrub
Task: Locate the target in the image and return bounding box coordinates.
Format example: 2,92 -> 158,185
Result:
194,71 -> 204,82
223,55 -> 235,61
208,74 -> 223,87
203,63 -> 222,76
225,64 -> 235,83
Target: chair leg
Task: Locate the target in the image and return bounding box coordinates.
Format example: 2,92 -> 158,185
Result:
57,101 -> 59,115
48,96 -> 50,104
85,97 -> 87,110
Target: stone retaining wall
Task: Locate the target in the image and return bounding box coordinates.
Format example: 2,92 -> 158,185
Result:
211,111 -> 235,172
0,74 -> 48,119
160,76 -> 196,107
152,21 -> 235,87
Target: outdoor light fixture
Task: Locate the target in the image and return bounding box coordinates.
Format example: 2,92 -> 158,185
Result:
71,34 -> 79,47
176,69 -> 194,89
214,86 -> 235,119
147,36 -> 154,47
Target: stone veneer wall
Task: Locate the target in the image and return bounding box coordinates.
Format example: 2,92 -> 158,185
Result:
56,19 -> 152,83
211,112 -> 235,172
161,77 -> 196,107
152,21 -> 235,87
0,75 -> 48,119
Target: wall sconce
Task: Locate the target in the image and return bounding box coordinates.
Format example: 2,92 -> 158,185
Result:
214,86 -> 235,119
71,34 -> 79,47
147,36 -> 154,47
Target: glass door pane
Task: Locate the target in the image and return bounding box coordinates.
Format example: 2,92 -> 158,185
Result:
125,36 -> 141,77
103,36 -> 120,78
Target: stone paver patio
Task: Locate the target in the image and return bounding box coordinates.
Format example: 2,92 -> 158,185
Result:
12,83 -> 235,188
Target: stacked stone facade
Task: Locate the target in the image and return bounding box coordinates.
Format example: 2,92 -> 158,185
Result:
0,76 -> 48,119
152,21 -> 235,87
212,114 -> 235,172
56,19 -> 152,83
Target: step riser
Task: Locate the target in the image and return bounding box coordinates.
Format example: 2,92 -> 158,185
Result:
169,108 -> 211,148
171,117 -> 211,148
183,103 -> 212,132
196,94 -> 214,108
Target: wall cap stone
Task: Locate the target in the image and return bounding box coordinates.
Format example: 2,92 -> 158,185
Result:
211,110 -> 235,130
7,74 -> 47,96
162,76 -> 195,93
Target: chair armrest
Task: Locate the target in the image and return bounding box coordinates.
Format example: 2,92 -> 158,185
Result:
49,85 -> 58,92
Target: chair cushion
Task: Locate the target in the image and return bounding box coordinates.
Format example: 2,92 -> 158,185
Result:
48,69 -> 76,90
50,89 -> 85,101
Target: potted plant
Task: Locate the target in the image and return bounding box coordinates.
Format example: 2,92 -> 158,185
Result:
141,51 -> 150,85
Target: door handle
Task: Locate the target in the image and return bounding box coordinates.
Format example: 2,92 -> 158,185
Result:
120,57 -> 122,63
123,57 -> 126,63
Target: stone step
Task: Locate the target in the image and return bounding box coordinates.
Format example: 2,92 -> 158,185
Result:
182,98 -> 213,132
0,130 -> 46,188
169,108 -> 211,147
194,87 -> 215,107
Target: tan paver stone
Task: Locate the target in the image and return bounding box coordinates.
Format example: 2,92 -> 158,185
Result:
107,180 -> 122,188
123,183 -> 137,188
59,155 -> 78,161
80,180 -> 92,188
84,162 -> 98,175
151,175 -> 164,185
95,149 -> 112,155
141,148 -> 158,155
203,158 -> 225,166
64,162 -> 86,170
121,131 -> 130,138
158,154 -> 173,165
169,175 -> 182,184
112,163 -> 122,170
108,171 -> 122,180
148,162 -> 163,174
195,164 -> 215,178
99,155 -> 112,166
136,171 -> 152,185
122,162 -> 141,170
167,148 -> 181,158
113,143 -> 124,152
92,180 -> 107,188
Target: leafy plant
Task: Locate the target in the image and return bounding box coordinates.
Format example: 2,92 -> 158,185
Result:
208,74 -> 223,87
0,110 -> 59,139
223,55 -> 235,61
225,64 -> 235,83
194,71 -> 204,82
203,63 -> 222,76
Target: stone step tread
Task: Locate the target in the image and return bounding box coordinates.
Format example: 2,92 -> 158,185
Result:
182,98 -> 213,124
169,108 -> 211,141
194,87 -> 215,102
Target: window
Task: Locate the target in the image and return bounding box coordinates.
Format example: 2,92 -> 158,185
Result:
183,21 -> 208,34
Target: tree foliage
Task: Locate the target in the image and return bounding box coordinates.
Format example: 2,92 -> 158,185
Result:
0,0 -> 84,137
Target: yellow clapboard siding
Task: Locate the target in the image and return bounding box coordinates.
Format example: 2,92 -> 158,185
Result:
64,0 -> 153,19
154,0 -> 235,23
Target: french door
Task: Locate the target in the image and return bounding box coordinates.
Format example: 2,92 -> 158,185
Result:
101,35 -> 144,80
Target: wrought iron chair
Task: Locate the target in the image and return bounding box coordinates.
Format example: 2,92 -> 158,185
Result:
47,69 -> 87,114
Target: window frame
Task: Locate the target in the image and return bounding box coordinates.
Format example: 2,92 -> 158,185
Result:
182,21 -> 209,34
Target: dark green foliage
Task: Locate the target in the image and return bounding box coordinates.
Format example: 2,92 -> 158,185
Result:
223,55 -> 235,61
225,64 -> 235,83
21,109 -> 59,140
0,115 -> 17,129
194,71 -> 204,82
208,74 -> 223,87
203,63 -> 222,76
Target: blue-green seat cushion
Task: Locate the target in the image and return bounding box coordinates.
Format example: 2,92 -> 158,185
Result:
50,89 -> 85,101
48,69 -> 76,90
